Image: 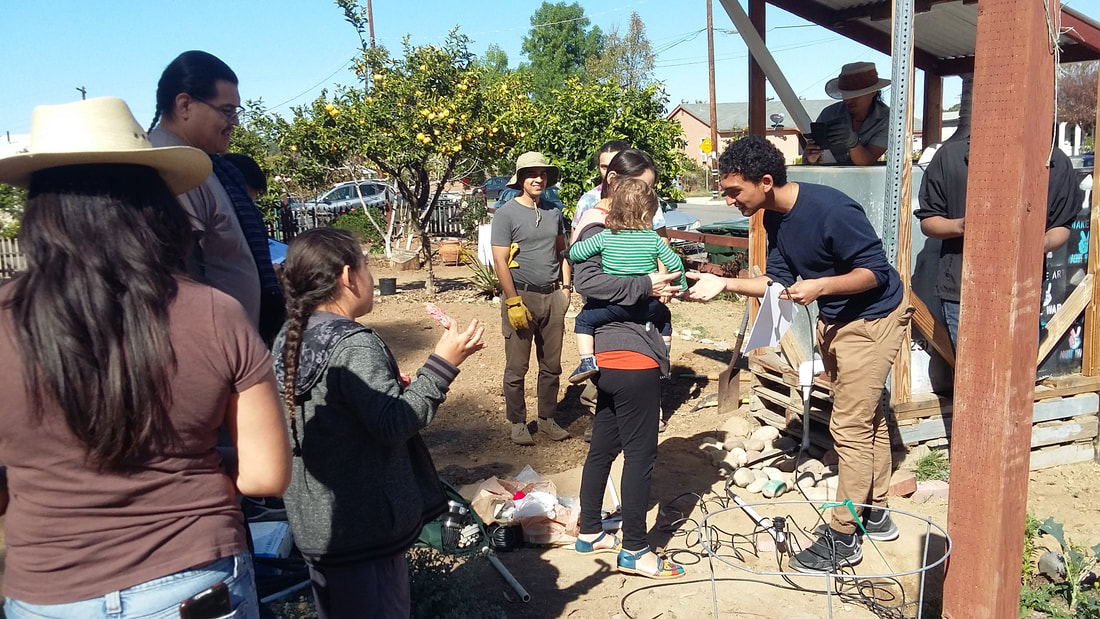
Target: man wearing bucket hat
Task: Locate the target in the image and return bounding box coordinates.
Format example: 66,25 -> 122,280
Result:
148,50 -> 285,345
805,62 -> 891,166
0,97 -> 290,617
491,151 -> 573,445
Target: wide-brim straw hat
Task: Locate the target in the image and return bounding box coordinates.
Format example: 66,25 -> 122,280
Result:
507,151 -> 560,190
825,62 -> 891,100
0,97 -> 211,193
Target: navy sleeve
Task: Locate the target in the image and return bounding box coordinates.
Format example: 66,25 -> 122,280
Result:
763,212 -> 796,287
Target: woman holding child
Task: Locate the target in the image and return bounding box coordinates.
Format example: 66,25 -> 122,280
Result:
570,149 -> 687,580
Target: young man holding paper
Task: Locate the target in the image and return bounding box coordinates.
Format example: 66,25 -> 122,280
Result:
686,136 -> 913,573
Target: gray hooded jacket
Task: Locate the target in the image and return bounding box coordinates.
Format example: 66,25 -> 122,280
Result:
273,312 -> 458,565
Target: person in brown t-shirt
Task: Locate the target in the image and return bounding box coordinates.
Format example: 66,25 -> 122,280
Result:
0,97 -> 291,615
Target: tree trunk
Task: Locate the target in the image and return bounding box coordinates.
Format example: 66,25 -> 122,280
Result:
419,226 -> 436,294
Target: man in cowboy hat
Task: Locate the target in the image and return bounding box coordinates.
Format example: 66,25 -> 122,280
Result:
491,151 -> 573,445
805,62 -> 892,166
148,50 -> 284,345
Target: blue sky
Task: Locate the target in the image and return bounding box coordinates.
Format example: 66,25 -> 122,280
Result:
1,0 -> 1032,137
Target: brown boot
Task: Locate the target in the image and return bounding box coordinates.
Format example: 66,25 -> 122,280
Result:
538,417 -> 572,441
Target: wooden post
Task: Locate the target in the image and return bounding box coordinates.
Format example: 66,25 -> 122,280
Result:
1082,70 -> 1100,375
747,0 -> 766,137
746,0 -> 766,321
922,74 -> 943,149
941,0 -> 1055,616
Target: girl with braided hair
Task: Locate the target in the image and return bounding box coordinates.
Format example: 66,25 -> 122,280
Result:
272,228 -> 485,618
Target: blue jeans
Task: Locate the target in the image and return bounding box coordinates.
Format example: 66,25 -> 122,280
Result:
574,298 -> 672,338
5,551 -> 258,619
941,300 -> 960,350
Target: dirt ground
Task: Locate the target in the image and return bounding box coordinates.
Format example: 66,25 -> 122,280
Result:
2,255 -> 1099,618
363,257 -> 1100,619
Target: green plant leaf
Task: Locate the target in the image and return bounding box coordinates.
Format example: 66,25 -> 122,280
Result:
1040,517 -> 1067,550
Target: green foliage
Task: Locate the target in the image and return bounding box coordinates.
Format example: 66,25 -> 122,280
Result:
1019,517 -> 1100,617
0,183 -> 25,239
586,12 -> 655,90
460,194 -> 489,234
1024,512 -> 1041,584
332,208 -> 385,252
521,1 -> 603,98
407,547 -> 507,618
913,449 -> 950,482
517,78 -> 689,218
462,247 -> 499,297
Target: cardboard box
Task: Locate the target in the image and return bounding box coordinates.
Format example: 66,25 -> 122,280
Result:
249,521 -> 294,558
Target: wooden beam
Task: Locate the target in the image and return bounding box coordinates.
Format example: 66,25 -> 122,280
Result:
766,0 -> 944,73
942,0 -> 1055,616
748,210 -> 766,322
910,294 -> 956,367
1084,70 -> 1100,376
748,0 -> 767,137
665,229 -> 748,249
1061,9 -> 1100,58
1038,274 -> 1095,365
922,74 -> 944,148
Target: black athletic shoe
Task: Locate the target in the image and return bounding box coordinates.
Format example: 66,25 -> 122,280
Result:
788,528 -> 862,574
861,507 -> 899,541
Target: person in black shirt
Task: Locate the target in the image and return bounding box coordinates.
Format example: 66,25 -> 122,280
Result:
915,140 -> 1083,347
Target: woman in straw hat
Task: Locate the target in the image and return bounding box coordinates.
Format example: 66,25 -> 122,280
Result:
0,97 -> 290,617
805,62 -> 891,166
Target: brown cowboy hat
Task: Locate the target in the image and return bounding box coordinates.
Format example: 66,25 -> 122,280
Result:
825,62 -> 891,100
0,97 -> 211,193
507,151 -> 560,190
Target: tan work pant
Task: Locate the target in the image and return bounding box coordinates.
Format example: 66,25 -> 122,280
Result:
501,289 -> 569,423
818,297 -> 914,534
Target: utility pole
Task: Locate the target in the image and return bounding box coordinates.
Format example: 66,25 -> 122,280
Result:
366,0 -> 375,48
76,86 -> 87,100
706,0 -> 719,199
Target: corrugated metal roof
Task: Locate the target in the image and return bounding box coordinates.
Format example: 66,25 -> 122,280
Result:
765,0 -> 1099,75
673,100 -> 838,131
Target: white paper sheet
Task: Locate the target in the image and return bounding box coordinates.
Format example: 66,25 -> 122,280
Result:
742,281 -> 795,352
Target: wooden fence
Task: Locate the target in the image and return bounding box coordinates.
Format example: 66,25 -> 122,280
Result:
271,197 -> 467,242
0,237 -> 25,280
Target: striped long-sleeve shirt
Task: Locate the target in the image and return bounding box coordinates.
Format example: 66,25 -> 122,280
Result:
569,228 -> 687,288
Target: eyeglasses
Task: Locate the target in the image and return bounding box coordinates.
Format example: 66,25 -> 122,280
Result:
193,98 -> 245,122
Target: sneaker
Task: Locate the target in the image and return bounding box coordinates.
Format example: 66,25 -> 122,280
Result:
538,417 -> 572,441
862,507 -> 900,541
511,422 -> 535,446
569,357 -> 600,384
788,528 -> 862,574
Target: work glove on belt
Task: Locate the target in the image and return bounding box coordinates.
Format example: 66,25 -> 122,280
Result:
507,242 -> 520,268
505,296 -> 533,331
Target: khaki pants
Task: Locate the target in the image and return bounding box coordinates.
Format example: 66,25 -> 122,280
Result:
501,289 -> 569,423
818,297 -> 914,534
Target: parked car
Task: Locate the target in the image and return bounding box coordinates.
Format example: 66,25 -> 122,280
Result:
298,179 -> 400,213
659,198 -> 700,232
471,176 -> 511,201
493,186 -> 567,213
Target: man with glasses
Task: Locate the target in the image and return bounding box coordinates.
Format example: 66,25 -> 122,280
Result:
149,51 -> 284,344
491,152 -> 573,445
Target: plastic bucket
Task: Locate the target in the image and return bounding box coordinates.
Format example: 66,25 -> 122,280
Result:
378,277 -> 397,296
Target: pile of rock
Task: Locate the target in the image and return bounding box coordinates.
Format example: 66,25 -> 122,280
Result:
699,416 -> 839,503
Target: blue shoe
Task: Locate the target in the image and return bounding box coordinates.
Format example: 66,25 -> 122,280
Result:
569,357 -> 600,384
574,531 -> 621,555
617,547 -> 685,580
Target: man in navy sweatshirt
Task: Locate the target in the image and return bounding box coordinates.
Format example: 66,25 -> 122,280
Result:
686,135 -> 913,573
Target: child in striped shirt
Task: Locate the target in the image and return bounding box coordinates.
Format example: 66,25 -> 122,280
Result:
567,178 -> 688,383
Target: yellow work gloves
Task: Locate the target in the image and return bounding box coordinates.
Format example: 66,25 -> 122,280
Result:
505,296 -> 533,331
507,243 -> 520,268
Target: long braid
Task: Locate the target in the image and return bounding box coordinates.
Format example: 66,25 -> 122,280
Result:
281,295 -> 312,456
280,227 -> 364,457
148,105 -> 162,133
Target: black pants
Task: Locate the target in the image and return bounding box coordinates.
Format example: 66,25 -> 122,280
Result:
306,552 -> 410,619
579,367 -> 661,552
